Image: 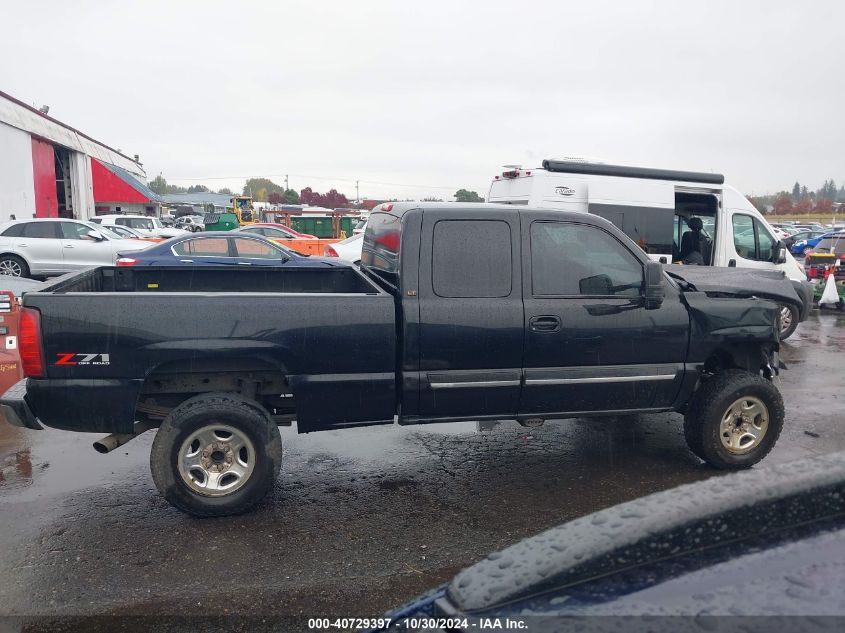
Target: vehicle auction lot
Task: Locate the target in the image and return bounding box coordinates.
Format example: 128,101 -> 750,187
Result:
1,310 -> 843,630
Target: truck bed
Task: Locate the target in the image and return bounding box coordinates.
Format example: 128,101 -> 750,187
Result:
42,265 -> 380,295
21,265 -> 397,434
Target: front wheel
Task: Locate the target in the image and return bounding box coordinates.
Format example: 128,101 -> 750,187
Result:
150,392 -> 282,517
684,370 -> 784,469
777,303 -> 799,340
0,255 -> 29,278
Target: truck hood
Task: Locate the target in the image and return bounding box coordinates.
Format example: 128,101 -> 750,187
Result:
664,264 -> 802,309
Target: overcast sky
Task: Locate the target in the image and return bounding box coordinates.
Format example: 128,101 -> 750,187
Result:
1,0 -> 843,200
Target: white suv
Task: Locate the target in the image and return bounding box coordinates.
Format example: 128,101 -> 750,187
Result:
90,214 -> 188,239
0,219 -> 151,278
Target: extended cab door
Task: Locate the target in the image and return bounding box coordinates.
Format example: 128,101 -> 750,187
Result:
520,214 -> 689,415
416,209 -> 523,420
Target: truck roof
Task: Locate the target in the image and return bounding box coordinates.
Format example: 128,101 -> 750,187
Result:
370,201 -> 603,224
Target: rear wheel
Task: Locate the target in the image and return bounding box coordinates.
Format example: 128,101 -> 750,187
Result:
684,370 -> 783,469
0,255 -> 29,278
777,303 -> 799,340
150,392 -> 282,517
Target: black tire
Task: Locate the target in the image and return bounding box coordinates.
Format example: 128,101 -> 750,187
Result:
777,303 -> 799,340
150,392 -> 282,517
684,370 -> 784,470
0,254 -> 30,278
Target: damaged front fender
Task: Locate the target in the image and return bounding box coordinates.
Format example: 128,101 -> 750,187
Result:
683,292 -> 780,374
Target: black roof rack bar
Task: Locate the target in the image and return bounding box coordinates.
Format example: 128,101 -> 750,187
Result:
541,160 -> 725,185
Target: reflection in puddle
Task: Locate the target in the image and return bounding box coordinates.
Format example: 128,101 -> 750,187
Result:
0,422 -> 33,489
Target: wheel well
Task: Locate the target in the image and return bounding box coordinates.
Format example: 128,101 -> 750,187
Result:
136,357 -> 295,425
703,345 -> 770,375
0,252 -> 30,265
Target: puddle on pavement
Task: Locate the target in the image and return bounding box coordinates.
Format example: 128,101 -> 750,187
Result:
0,426 -> 152,501
0,423 -> 33,490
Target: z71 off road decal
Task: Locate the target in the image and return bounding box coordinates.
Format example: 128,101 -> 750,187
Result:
55,353 -> 111,366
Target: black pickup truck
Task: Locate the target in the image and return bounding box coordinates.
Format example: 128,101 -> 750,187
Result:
0,203 -> 803,516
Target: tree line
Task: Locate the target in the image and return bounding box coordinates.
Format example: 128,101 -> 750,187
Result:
749,178 -> 845,215
149,174 -> 485,207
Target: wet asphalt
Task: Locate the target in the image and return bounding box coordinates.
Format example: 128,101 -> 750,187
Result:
1,309 -> 844,631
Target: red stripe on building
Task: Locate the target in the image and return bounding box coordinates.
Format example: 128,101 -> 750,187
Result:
31,138 -> 57,218
91,159 -> 149,204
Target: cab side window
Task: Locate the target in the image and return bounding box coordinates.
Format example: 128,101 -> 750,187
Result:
732,214 -> 776,262
432,220 -> 512,298
530,222 -> 643,297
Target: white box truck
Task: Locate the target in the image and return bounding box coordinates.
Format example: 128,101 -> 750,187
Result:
487,159 -> 813,339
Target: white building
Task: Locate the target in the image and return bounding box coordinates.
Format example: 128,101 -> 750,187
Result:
0,90 -> 160,223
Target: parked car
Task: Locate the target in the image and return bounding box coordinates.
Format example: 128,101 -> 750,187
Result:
785,229 -> 825,253
0,203 -> 802,517
174,215 -> 205,232
114,232 -> 340,268
99,223 -> 164,243
239,222 -> 318,239
792,230 -> 844,256
324,233 -> 363,263
0,218 -> 151,278
366,451 -> 845,628
353,218 -> 368,235
90,214 -> 188,239
235,223 -> 313,240
160,214 -> 176,227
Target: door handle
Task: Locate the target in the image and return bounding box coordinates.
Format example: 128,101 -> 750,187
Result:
529,315 -> 562,332
237,262 -> 252,265
179,259 -> 194,263
64,245 -> 75,249
728,259 -> 736,267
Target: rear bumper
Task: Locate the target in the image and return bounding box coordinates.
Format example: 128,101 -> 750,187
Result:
0,379 -> 43,430
4,378 -> 144,434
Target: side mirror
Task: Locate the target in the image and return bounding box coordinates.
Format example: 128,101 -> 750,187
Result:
644,261 -> 665,310
774,241 -> 787,264
88,230 -> 106,241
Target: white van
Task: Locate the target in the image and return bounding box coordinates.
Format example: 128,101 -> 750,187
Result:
487,159 -> 813,338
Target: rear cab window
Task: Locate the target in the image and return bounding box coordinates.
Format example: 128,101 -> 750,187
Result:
362,212 -> 401,276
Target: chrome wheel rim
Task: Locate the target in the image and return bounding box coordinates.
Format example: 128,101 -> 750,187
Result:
0,259 -> 22,276
778,306 -> 793,335
719,396 -> 769,454
178,424 -> 256,496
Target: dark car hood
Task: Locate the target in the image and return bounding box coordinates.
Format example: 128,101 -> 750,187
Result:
664,264 -> 801,308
